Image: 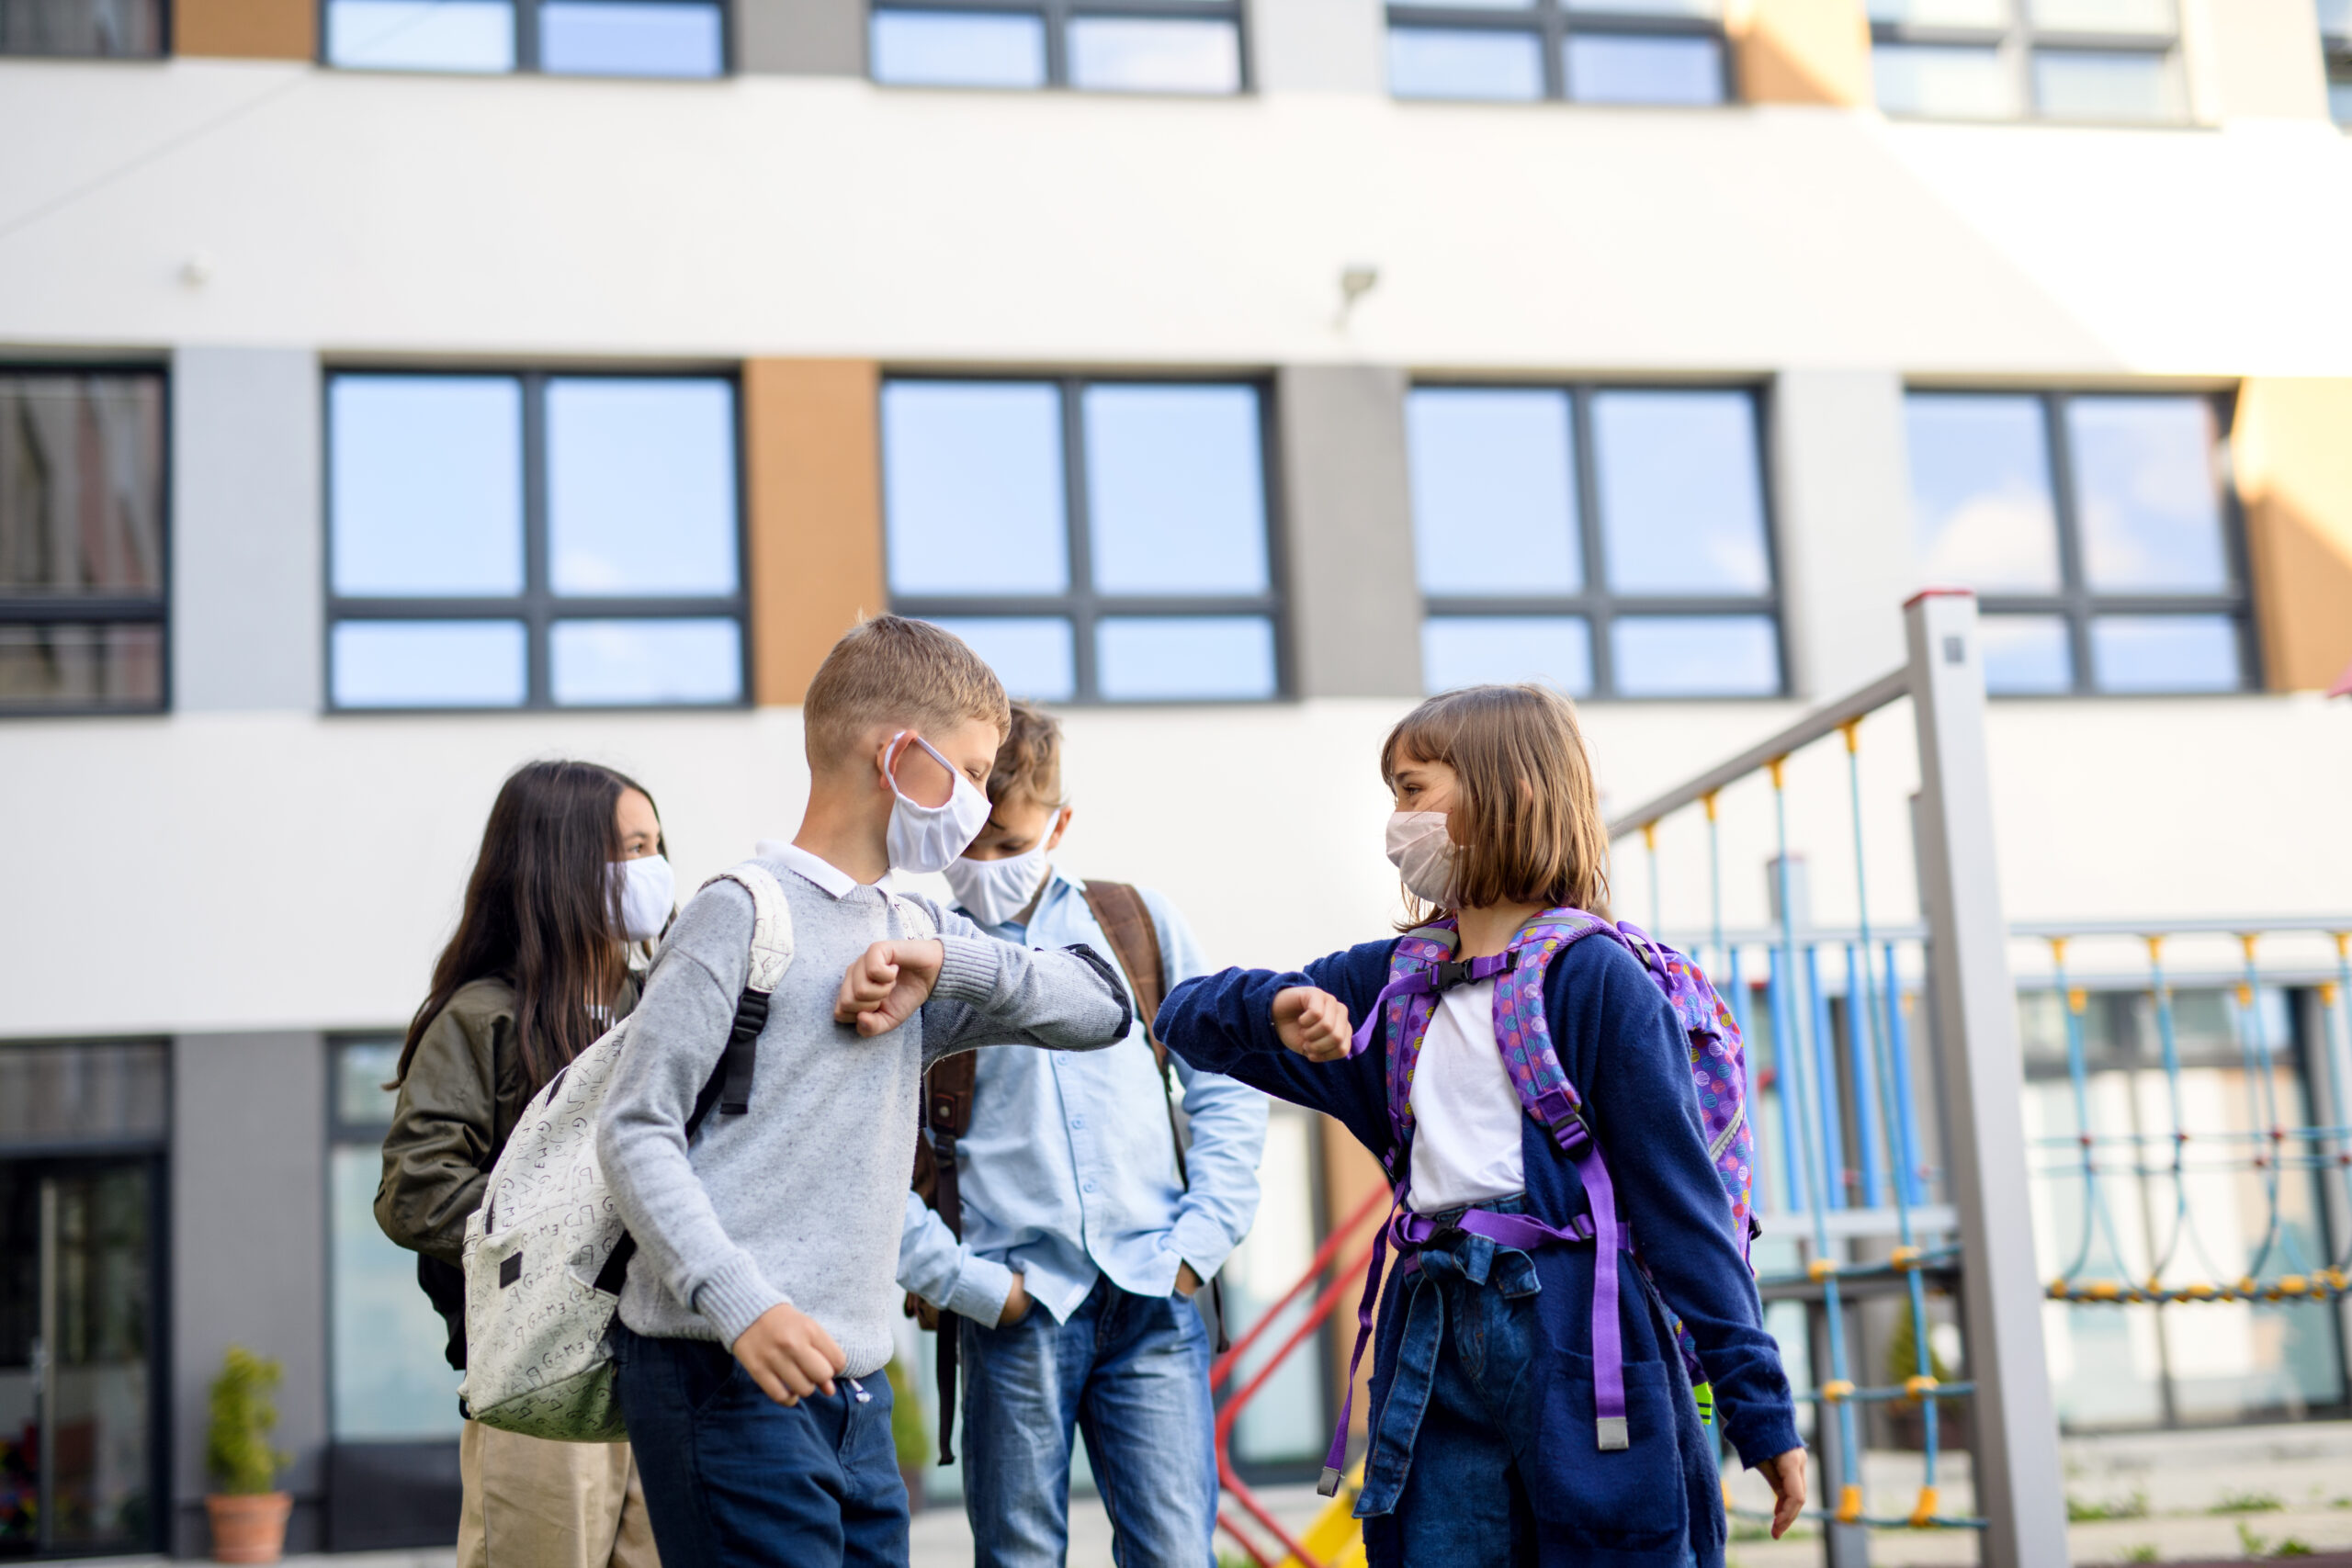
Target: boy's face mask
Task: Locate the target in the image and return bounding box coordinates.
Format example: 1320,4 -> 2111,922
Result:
610,853 -> 675,943
1385,810 -> 1457,907
943,818 -> 1058,929
882,732 -> 993,875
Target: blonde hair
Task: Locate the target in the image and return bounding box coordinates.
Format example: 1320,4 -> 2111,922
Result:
802,615 -> 1011,772
1379,683 -> 1611,923
988,701 -> 1065,809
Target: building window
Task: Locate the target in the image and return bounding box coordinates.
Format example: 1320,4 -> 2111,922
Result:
882,378 -> 1282,704
1869,0 -> 2185,122
869,0 -> 1245,93
328,1039 -> 462,1442
0,370 -> 167,716
322,0 -> 726,77
2324,0 -> 2351,125
325,371 -> 747,712
0,0 -> 162,55
1903,389 -> 2251,695
1386,0 -> 1729,106
1406,385 -> 1781,699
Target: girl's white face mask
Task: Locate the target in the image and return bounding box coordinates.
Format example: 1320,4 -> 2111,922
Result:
610,853 -> 675,943
882,732 -> 994,875
1385,810 -> 1457,907
943,814 -> 1059,929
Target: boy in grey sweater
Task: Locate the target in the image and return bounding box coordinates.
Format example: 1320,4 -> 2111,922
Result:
598,617 -> 1131,1568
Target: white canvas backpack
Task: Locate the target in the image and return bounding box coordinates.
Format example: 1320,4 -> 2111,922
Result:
456,863 -> 812,1440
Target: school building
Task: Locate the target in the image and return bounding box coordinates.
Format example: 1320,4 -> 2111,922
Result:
3,0 -> 2351,1557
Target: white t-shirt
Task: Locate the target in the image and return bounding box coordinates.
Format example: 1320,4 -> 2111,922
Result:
1406,977 -> 1528,1211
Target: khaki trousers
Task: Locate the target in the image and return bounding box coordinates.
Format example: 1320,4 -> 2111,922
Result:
457,1419 -> 661,1568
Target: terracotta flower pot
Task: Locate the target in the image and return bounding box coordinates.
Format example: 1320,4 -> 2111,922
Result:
206,1491 -> 291,1563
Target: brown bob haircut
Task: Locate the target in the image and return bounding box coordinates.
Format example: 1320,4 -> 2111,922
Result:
802,615 -> 1012,772
1379,683 -> 1611,923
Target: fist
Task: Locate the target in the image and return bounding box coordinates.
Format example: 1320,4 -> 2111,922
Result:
730,1302 -> 846,1406
835,940 -> 946,1037
1272,987 -> 1352,1063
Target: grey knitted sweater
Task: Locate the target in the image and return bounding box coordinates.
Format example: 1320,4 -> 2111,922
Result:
597,852 -> 1130,1378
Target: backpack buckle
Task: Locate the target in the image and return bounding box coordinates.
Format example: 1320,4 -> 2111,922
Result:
1432,958 -> 1475,991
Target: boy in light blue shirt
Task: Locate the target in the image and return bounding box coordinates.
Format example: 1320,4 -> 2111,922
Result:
899,701 -> 1266,1568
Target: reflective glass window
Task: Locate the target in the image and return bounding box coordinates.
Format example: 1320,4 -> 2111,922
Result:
1564,32 -> 1724,105
2032,49 -> 2180,119
1096,616 -> 1278,701
2331,0 -> 2352,122
1871,43 -> 2015,118
1592,389 -> 1770,596
0,370 -> 167,716
1408,383 -> 1779,699
1068,17 -> 1243,93
1422,615 -> 1592,694
1406,389 -> 1579,596
326,0 -> 517,71
1867,0 -> 2004,21
2029,0 -> 2171,29
1389,28 -> 1544,100
1611,615 -> 1780,697
1084,385 -> 1267,595
0,0 -> 162,55
870,10 -> 1047,87
1901,389 -> 2249,695
1905,393 -> 2062,593
1871,0 -> 2183,120
885,378 -> 1282,704
326,371 -> 745,711
540,2 -> 725,76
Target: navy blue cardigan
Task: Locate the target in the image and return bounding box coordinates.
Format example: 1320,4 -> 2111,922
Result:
1158,933 -> 1801,1568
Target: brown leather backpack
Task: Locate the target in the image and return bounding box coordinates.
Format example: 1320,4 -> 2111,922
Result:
905,879 -> 1225,1464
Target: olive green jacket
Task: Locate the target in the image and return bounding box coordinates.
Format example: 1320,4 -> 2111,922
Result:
374,976 -> 637,1368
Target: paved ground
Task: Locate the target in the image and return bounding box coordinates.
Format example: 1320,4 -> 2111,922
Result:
75,1419 -> 2352,1565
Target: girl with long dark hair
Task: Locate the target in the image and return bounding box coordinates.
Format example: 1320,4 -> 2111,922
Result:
376,760 -> 673,1568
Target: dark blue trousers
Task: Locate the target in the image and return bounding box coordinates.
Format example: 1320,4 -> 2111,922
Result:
614,1323 -> 909,1568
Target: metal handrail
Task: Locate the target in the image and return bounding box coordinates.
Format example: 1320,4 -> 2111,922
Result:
1212,1184 -> 1387,1568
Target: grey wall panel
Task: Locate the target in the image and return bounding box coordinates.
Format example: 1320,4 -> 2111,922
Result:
1275,364 -> 1423,698
2205,0 -> 2329,119
171,347 -> 322,712
736,0 -> 865,75
171,1032 -> 327,1555
1252,0 -> 1386,93
1770,369 -> 1917,699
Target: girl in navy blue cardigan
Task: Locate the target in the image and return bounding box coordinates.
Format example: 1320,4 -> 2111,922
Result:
1157,685 -> 1806,1568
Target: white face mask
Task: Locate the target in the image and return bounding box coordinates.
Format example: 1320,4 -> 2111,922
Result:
611,853 -> 675,943
1385,810 -> 1457,907
882,732 -> 994,875
943,814 -> 1058,929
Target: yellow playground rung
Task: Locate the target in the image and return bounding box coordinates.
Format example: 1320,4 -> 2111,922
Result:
1277,1462 -> 1368,1568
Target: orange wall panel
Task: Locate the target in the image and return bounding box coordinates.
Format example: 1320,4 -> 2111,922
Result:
741,358 -> 889,708
2234,379 -> 2352,692
175,0 -> 315,59
1735,0 -> 1872,107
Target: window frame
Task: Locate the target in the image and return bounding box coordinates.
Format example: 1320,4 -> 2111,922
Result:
321,366 -> 752,715
1409,379 -> 1788,702
881,371 -> 1291,705
0,362 -> 172,719
0,0 -> 168,58
1906,386 -> 2258,697
1384,0 -> 1735,105
867,0 -> 1252,92
2325,16 -> 2352,128
1868,2 -> 2184,122
315,0 -> 733,76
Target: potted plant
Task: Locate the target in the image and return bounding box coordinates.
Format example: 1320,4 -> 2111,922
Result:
205,1347 -> 292,1563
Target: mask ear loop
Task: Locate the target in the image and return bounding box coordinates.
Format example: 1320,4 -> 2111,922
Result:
884,730 -> 967,809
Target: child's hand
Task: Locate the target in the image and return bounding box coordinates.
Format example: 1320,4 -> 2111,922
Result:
730,1301 -> 846,1406
835,939 -> 946,1036
1762,1447 -> 1807,1539
997,1272 -> 1032,1327
1272,987 -> 1352,1062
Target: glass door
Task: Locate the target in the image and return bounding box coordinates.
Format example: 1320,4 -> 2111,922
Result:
0,1160 -> 159,1557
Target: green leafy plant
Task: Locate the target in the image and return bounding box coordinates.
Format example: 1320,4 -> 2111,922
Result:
1885,1308 -> 1956,1393
2069,1490 -> 2149,1522
206,1347 -> 289,1496
2120,1546 -> 2159,1564
883,1356 -> 930,1475
2273,1540 -> 2313,1559
2235,1521 -> 2270,1558
2212,1491 -> 2285,1516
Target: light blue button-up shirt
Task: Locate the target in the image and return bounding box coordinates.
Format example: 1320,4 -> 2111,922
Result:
897,868 -> 1267,1325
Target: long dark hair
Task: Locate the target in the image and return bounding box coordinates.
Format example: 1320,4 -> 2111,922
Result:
395,760 -> 664,1094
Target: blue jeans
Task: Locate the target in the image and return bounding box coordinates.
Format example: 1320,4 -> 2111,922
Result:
613,1323 -> 909,1568
958,1275 -> 1217,1568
